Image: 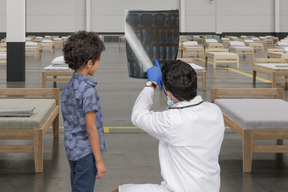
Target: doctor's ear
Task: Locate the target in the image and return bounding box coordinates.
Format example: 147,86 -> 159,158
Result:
166,90 -> 174,98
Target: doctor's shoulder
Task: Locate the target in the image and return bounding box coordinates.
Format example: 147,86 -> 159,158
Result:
201,101 -> 223,114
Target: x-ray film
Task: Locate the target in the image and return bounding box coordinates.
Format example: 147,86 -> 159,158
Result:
125,10 -> 179,79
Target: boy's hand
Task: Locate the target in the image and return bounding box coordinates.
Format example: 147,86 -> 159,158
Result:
147,60 -> 163,87
96,160 -> 106,178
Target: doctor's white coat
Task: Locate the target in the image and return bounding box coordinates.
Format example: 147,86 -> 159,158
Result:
119,87 -> 225,192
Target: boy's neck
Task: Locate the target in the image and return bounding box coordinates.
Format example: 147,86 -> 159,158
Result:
75,67 -> 88,76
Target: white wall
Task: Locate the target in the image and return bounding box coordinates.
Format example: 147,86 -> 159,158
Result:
6,0 -> 25,42
0,0 -> 6,32
221,0 -> 274,32
91,0 -> 179,32
0,0 -> 287,33
185,0 -> 215,32
26,0 -> 85,32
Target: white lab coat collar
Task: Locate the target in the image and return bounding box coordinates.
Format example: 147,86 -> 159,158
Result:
169,95 -> 203,108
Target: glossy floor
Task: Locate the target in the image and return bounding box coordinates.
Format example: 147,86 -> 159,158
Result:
0,42 -> 288,192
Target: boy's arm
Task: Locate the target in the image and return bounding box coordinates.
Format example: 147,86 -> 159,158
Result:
85,111 -> 106,178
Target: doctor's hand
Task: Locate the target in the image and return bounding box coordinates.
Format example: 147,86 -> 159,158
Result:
147,59 -> 163,87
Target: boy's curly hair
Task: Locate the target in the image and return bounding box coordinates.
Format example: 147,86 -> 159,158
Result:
62,31 -> 105,70
162,60 -> 197,101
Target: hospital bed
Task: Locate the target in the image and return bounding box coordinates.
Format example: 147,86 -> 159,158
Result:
0,88 -> 59,173
211,88 -> 288,173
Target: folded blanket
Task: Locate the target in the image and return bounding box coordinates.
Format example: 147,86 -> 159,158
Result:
0,107 -> 35,117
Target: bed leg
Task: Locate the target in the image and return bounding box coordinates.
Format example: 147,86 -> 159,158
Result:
34,129 -> 43,173
271,73 -> 276,88
53,76 -> 57,88
252,71 -> 256,85
236,57 -> 239,69
202,72 -> 206,91
243,130 -> 253,173
285,76 -> 288,90
53,114 -> 59,138
276,139 -> 283,145
213,57 -> 216,69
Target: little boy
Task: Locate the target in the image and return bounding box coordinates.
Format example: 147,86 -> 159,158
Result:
61,31 -> 106,192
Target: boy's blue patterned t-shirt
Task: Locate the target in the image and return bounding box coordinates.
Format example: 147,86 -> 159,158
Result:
61,72 -> 106,161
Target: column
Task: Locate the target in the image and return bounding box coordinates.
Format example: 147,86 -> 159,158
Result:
86,0 -> 91,32
180,0 -> 186,33
6,0 -> 26,81
275,0 -> 280,33
215,0 -> 222,34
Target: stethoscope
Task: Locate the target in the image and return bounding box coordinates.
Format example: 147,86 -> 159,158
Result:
168,101 -> 203,109
163,87 -> 203,109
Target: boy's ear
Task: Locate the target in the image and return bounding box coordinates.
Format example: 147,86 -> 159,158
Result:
87,60 -> 93,68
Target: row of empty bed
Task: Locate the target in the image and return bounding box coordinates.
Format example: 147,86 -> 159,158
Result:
1,35 -> 288,175
0,35 -> 69,60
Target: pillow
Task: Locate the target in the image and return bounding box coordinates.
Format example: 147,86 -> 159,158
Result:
284,47 -> 288,52
53,38 -> 62,41
205,39 -> 217,43
188,63 -> 205,71
42,39 -> 52,43
221,38 -> 229,41
51,56 -> 66,65
278,42 -> 288,46
252,37 -> 260,41
183,41 -> 198,47
26,42 -> 38,46
244,40 -> 254,43
229,41 -> 245,46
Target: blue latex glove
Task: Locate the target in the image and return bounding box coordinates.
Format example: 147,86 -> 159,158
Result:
147,60 -> 163,87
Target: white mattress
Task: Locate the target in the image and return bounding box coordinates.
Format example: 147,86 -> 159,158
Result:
44,64 -> 72,71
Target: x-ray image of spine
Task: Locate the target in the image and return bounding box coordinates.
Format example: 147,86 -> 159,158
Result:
125,10 -> 179,79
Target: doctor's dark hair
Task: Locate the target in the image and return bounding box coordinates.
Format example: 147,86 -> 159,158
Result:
63,31 -> 105,70
162,60 -> 197,101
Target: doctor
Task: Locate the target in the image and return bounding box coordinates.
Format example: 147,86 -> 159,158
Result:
115,59 -> 225,192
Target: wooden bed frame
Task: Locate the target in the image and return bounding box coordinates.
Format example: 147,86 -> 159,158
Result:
182,46 -> 205,58
211,88 -> 287,173
267,48 -> 284,58
229,47 -> 254,59
252,58 -> 288,89
42,71 -> 73,88
205,48 -> 239,69
25,46 -> 42,59
0,88 -> 59,173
